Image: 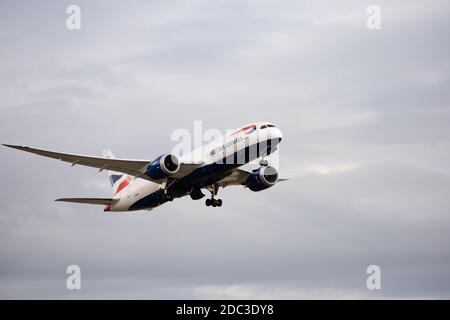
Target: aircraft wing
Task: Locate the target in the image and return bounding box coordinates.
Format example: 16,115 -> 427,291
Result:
2,144 -> 202,182
216,168 -> 291,188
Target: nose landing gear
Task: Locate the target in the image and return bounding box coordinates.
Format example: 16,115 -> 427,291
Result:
205,184 -> 222,207
259,157 -> 269,167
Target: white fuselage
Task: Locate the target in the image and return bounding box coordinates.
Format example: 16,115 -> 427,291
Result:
110,122 -> 283,211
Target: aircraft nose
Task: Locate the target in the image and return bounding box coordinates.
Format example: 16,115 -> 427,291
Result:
273,127 -> 283,142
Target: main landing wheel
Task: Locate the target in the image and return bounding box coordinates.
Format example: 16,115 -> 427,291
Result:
205,184 -> 222,207
205,198 -> 222,207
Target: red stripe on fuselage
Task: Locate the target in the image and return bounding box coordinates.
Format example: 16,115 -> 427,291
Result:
231,124 -> 256,136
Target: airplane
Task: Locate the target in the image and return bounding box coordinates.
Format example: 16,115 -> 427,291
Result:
3,121 -> 288,212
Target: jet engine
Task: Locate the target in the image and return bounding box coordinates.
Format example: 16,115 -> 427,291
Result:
145,154 -> 180,180
245,166 -> 278,192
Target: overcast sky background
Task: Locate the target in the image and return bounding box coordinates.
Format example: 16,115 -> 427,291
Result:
1,0 -> 449,299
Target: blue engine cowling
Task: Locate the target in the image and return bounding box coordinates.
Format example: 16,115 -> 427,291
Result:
245,166 -> 279,192
145,154 -> 180,180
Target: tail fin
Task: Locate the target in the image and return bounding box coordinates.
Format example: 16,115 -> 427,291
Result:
102,149 -> 132,195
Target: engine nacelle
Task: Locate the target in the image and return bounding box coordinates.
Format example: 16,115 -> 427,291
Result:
145,154 -> 180,180
245,166 -> 279,192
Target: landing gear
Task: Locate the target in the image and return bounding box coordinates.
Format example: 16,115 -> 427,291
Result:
205,198 -> 222,207
259,157 -> 269,166
205,184 -> 222,207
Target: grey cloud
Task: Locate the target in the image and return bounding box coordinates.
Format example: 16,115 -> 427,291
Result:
1,0 -> 449,299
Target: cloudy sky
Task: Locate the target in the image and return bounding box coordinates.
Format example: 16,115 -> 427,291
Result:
1,0 -> 449,299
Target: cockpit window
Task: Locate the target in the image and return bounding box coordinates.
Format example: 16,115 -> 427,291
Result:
267,124 -> 275,128
260,125 -> 267,129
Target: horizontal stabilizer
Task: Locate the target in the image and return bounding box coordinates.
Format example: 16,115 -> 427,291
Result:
55,198 -> 114,205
